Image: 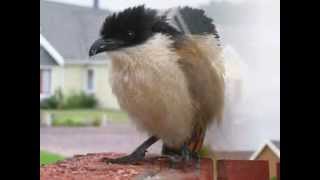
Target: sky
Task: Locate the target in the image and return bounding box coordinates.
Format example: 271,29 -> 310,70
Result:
44,0 -> 280,151
47,0 -> 247,10
208,0 -> 280,151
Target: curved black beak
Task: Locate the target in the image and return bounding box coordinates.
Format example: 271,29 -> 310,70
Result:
89,38 -> 124,57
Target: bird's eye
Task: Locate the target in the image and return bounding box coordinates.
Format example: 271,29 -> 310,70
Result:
127,30 -> 135,38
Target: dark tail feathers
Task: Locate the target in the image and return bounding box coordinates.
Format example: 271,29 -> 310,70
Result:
166,6 -> 219,40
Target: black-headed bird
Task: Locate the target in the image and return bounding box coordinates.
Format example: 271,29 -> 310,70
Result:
89,5 -> 224,164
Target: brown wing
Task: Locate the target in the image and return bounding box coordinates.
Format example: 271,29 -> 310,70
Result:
174,35 -> 225,152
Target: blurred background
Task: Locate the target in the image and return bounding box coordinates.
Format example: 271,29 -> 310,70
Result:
40,0 -> 279,170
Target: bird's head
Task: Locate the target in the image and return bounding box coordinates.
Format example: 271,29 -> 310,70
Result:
89,5 -> 181,57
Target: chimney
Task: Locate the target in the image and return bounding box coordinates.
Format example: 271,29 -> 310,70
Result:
93,0 -> 99,9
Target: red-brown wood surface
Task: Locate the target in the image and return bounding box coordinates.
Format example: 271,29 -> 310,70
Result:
40,153 -> 214,180
217,160 -> 270,180
277,162 -> 280,180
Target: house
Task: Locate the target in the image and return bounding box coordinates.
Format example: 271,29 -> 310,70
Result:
40,0 -> 119,109
215,151 -> 253,160
250,140 -> 280,178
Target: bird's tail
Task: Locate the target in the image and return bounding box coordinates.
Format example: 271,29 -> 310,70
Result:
166,6 -> 219,39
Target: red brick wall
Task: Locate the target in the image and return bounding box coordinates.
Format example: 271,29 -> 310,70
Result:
218,160 -> 270,180
200,158 -> 214,180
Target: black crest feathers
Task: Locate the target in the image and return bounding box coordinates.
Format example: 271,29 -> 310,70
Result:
98,5 -> 219,48
100,5 -> 160,45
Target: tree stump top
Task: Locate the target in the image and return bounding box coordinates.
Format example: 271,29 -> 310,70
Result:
40,153 -> 213,180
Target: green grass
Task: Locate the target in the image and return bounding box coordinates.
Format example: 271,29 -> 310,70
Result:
42,108 -> 128,126
40,150 -> 65,165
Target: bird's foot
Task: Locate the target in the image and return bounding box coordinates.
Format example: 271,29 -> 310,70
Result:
166,145 -> 200,170
181,144 -> 201,169
104,148 -> 147,164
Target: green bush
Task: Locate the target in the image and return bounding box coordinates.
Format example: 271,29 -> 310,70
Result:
40,89 -> 64,109
271,177 -> 277,180
92,118 -> 101,127
64,92 -> 97,109
52,118 -> 87,127
40,90 -> 98,109
52,118 -> 102,127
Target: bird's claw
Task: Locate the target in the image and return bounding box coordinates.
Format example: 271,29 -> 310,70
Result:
181,144 -> 200,162
166,145 -> 200,169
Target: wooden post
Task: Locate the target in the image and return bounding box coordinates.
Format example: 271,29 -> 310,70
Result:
100,113 -> 109,127
40,111 -> 52,127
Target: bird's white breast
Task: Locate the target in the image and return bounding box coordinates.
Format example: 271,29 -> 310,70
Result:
108,34 -> 195,148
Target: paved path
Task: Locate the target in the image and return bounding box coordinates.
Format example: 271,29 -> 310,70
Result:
40,122 -> 234,158
40,122 -> 162,157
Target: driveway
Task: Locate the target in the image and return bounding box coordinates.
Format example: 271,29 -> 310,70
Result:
40,122 -> 162,157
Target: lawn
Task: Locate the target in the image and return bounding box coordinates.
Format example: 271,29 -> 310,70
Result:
42,108 -> 128,126
40,150 -> 65,165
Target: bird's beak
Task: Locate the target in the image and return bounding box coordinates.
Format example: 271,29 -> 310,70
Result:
89,38 -> 124,57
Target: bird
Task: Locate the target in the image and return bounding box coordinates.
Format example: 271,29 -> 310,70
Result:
89,5 -> 225,164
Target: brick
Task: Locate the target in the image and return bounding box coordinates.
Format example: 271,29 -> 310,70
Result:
218,160 -> 270,180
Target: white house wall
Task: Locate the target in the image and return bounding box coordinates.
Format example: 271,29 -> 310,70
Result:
62,65 -> 84,94
92,65 -> 120,109
48,64 -> 120,110
51,66 -> 64,95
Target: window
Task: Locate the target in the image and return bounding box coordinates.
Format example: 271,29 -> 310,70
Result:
86,69 -> 95,93
40,69 -> 51,94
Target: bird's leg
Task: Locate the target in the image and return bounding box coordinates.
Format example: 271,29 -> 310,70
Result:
193,150 -> 201,170
162,145 -> 182,168
181,144 -> 192,161
163,144 -> 200,169
105,136 -> 159,164
181,144 -> 202,170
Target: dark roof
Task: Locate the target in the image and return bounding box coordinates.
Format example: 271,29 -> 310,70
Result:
40,0 -> 111,60
271,140 -> 280,150
40,46 -> 58,65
